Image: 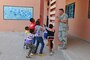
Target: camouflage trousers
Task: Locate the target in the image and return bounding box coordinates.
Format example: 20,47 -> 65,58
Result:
58,30 -> 68,49
26,44 -> 36,56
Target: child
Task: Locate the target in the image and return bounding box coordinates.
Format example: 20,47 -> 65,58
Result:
29,18 -> 36,30
46,24 -> 55,56
29,18 -> 36,44
43,24 -> 48,46
24,26 -> 30,49
34,20 -> 45,55
25,26 -> 30,34
26,29 -> 36,58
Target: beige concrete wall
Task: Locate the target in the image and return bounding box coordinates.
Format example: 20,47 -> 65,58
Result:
0,0 -> 40,32
43,0 -> 48,25
66,0 -> 90,42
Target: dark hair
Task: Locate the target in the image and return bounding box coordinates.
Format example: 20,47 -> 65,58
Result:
36,20 -> 40,25
59,8 -> 64,12
49,24 -> 53,29
37,19 -> 40,21
30,18 -> 35,22
43,24 -> 46,27
25,26 -> 29,30
29,29 -> 34,33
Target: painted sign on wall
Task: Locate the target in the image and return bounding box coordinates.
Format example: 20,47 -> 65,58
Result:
3,6 -> 33,20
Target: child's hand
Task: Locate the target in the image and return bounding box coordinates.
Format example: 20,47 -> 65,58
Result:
56,16 -> 59,19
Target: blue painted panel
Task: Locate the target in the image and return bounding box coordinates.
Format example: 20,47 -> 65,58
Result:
4,6 -> 33,20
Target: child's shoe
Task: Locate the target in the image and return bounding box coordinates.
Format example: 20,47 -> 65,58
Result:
30,53 -> 34,56
38,53 -> 46,56
33,53 -> 38,55
26,56 -> 31,58
26,46 -> 29,49
49,52 -> 53,56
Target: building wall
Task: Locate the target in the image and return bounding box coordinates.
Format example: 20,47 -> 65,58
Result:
66,0 -> 90,42
0,0 -> 40,32
43,0 -> 48,25
40,0 -> 44,25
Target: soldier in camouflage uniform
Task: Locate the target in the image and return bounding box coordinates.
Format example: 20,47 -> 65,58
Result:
57,9 -> 69,49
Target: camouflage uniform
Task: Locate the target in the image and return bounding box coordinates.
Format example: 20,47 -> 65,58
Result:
58,13 -> 69,49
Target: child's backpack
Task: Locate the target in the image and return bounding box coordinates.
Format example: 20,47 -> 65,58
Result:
44,30 -> 48,39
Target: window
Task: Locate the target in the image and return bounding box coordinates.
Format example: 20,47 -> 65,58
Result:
65,3 -> 75,18
88,0 -> 90,18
